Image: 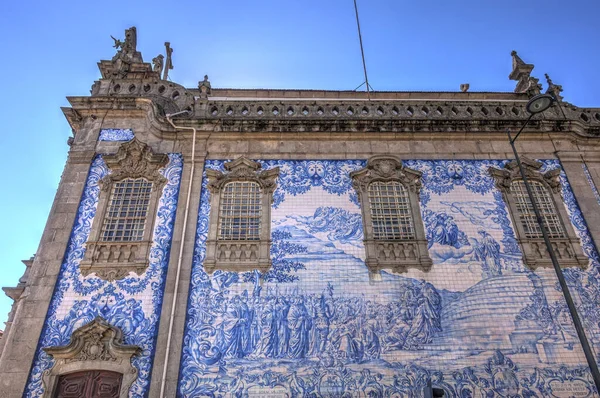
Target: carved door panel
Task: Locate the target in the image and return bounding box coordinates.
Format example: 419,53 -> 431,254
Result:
53,370 -> 122,398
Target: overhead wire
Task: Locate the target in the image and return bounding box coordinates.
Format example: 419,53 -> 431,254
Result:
353,0 -> 373,100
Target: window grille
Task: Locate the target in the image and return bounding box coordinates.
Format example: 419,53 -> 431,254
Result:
511,180 -> 566,239
218,181 -> 262,240
368,181 -> 415,240
101,178 -> 153,242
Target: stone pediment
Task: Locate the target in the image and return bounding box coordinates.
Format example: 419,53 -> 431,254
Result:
207,157 -> 279,195
100,138 -> 168,188
42,317 -> 140,398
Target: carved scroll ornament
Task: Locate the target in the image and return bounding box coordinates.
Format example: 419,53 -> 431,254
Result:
206,157 -> 279,196
351,155 -> 422,196
99,137 -> 168,191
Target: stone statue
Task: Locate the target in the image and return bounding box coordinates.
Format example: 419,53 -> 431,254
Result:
199,75 -> 212,98
110,35 -> 124,51
545,74 -> 564,103
152,54 -> 164,76
110,26 -> 143,76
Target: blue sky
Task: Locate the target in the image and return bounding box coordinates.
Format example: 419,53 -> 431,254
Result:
0,0 -> 598,326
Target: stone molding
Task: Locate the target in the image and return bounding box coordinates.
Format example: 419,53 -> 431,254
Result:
204,158 -> 279,273
489,158 -> 588,270
351,156 -> 432,277
81,139 -> 168,281
42,317 -> 140,398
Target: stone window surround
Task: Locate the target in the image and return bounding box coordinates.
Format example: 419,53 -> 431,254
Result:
489,157 -> 588,270
351,155 -> 432,278
204,157 -> 279,274
81,138 -> 168,281
42,317 -> 140,398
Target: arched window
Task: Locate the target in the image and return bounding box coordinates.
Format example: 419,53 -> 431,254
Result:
510,180 -> 566,239
351,156 -> 432,277
368,181 -> 415,240
489,158 -> 587,270
101,178 -> 153,242
205,158 -> 279,273
218,181 -> 262,241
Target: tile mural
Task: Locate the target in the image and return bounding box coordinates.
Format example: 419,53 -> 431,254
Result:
24,154 -> 182,397
179,159 -> 600,397
99,128 -> 135,141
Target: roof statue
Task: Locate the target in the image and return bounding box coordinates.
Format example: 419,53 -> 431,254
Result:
545,73 -> 564,103
509,51 -> 542,96
199,75 -> 212,98
152,54 -> 164,76
109,26 -> 143,77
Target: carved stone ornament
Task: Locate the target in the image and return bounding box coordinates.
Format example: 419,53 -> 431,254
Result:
206,157 -> 279,195
351,155 -> 422,196
351,156 -> 432,278
489,158 -> 561,194
81,139 -> 168,281
99,138 -> 168,191
489,157 -> 588,270
42,317 -> 140,398
204,158 -> 279,274
509,51 -> 542,96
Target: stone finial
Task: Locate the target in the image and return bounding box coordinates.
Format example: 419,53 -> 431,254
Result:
545,73 -> 564,102
198,75 -> 212,98
460,83 -> 469,92
509,51 -> 541,96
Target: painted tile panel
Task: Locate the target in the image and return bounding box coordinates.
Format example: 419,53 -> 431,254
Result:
24,154 -> 182,397
99,128 -> 135,141
179,159 -> 600,397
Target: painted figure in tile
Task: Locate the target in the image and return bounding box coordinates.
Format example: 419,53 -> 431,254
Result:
404,283 -> 442,349
362,305 -> 381,359
287,295 -> 312,358
473,230 -> 503,278
218,296 -> 250,358
310,294 -> 333,355
258,295 -> 279,358
275,296 -> 290,357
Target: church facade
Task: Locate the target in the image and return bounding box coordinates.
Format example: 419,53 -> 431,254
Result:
2,27 -> 600,397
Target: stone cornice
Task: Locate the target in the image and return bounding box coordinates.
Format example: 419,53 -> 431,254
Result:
62,92 -> 600,138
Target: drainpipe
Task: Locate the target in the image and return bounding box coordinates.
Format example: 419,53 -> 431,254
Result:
159,109 -> 195,397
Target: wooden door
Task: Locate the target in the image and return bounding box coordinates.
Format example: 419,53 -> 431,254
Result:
53,370 -> 122,398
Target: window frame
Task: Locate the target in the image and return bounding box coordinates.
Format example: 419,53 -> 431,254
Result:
204,158 -> 279,273
100,177 -> 154,242
489,157 -> 587,270
81,139 -> 168,281
351,156 -> 432,278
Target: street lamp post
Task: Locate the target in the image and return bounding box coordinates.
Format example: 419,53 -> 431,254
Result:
507,93 -> 600,393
